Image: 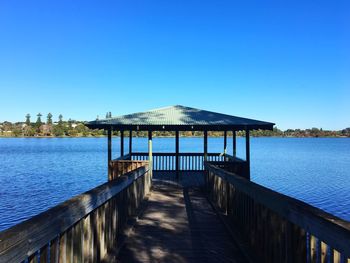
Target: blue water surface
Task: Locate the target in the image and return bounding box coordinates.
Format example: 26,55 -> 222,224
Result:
0,137 -> 349,231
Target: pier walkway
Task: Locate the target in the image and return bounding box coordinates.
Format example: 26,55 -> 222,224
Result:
117,180 -> 247,263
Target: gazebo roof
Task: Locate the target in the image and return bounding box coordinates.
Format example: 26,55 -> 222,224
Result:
86,105 -> 275,131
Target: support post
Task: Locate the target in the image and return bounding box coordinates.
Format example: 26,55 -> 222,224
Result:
148,131 -> 153,178
245,129 -> 250,180
175,131 -> 179,180
204,130 -> 208,162
223,130 -> 227,155
120,130 -> 124,157
129,130 -> 132,156
233,130 -> 236,157
107,128 -> 112,181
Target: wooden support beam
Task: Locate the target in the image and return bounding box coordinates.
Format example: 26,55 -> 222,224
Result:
120,130 -> 124,157
129,130 -> 132,156
175,131 -> 179,179
233,130 -> 236,157
107,128 -> 112,181
204,131 -> 208,161
148,131 -> 153,178
245,129 -> 250,180
223,131 -> 227,155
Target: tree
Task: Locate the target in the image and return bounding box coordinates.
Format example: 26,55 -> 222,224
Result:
53,125 -> 65,136
58,114 -> 63,126
36,113 -> 42,127
68,118 -> 73,129
47,113 -> 53,124
25,114 -> 31,126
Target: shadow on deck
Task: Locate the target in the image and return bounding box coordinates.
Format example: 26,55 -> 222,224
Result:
116,172 -> 248,263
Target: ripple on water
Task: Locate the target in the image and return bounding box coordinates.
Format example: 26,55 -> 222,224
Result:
0,137 -> 349,232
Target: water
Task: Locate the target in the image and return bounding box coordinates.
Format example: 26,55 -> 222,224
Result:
0,137 -> 349,231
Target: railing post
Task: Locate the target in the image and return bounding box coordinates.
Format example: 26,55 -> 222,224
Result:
224,130 -> 227,157
148,131 -> 153,179
245,128 -> 250,180
120,130 -> 124,157
175,131 -> 179,179
129,130 -> 132,157
232,130 -> 236,157
204,130 -> 208,162
108,128 -> 112,181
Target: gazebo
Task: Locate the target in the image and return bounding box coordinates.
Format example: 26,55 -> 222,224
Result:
86,105 -> 274,182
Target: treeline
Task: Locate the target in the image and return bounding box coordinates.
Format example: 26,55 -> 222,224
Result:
0,114 -> 349,138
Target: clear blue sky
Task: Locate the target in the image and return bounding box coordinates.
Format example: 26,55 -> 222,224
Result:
0,1 -> 349,130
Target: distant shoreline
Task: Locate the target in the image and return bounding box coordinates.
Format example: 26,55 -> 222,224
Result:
1,135 -> 349,139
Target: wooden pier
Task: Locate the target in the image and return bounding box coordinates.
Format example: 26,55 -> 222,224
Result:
117,182 -> 247,263
1,106 -> 349,262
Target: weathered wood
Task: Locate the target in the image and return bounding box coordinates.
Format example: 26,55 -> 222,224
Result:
204,131 -> 208,161
0,165 -> 150,263
108,128 -> 112,181
205,163 -> 350,262
117,183 -> 248,262
59,232 -> 66,263
129,130 -> 132,155
148,131 -> 152,179
233,130 -> 236,157
224,130 -> 227,154
245,129 -> 250,180
49,237 -> 59,263
120,130 -> 124,157
39,245 -> 48,263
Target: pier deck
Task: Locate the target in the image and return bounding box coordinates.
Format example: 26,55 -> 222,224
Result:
117,181 -> 247,263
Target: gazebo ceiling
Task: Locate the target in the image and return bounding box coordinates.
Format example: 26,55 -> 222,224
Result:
86,105 -> 275,131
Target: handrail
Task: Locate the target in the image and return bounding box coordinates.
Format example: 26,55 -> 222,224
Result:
205,163 -> 350,262
130,152 -> 239,171
112,153 -> 131,161
0,165 -> 150,263
131,152 -> 227,156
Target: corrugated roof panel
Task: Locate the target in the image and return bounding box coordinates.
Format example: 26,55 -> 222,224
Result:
86,105 -> 275,130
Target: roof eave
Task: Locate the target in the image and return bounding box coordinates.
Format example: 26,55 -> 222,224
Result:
85,123 -> 275,131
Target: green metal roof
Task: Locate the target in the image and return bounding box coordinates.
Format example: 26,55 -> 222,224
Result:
86,105 -> 275,131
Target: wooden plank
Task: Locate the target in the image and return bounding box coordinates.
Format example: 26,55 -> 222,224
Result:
129,130 -> 132,155
28,252 -> 38,263
83,215 -> 92,263
108,128 -> 112,181
120,131 -> 124,157
148,131 -> 152,179
245,129 -> 250,180
232,130 -> 236,157
39,245 -> 48,263
73,221 -> 83,263
117,183 -> 247,262
59,233 -> 66,263
50,237 -> 59,263
204,131 -> 208,161
224,130 -> 227,155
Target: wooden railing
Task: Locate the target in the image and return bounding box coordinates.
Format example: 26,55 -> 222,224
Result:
0,165 -> 151,263
205,163 -> 350,263
130,152 -> 236,171
109,159 -> 148,181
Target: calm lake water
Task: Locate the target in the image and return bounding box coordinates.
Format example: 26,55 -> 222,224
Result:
0,137 -> 349,231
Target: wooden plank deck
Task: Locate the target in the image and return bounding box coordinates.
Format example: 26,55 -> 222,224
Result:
116,181 -> 248,263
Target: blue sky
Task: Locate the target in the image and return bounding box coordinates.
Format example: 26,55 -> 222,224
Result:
0,1 -> 349,130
